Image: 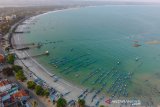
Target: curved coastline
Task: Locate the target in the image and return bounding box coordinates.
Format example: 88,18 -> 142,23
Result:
19,5 -> 100,88
10,4 -> 160,106
11,6 -> 109,107
31,5 -> 99,20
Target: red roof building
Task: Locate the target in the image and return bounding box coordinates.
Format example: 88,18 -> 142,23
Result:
11,90 -> 29,101
0,54 -> 4,63
0,79 -> 12,92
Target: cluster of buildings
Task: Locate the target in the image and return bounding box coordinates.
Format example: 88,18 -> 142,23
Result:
0,14 -> 17,22
0,79 -> 30,107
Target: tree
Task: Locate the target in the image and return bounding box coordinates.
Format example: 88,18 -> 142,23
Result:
12,65 -> 22,72
15,70 -> 26,81
35,85 -> 44,95
78,99 -> 85,107
6,54 -> 15,64
43,89 -> 50,97
27,81 -> 36,89
2,67 -> 14,76
56,98 -> 67,107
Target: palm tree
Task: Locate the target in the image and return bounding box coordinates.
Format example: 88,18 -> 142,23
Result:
78,99 -> 85,107
56,98 -> 67,107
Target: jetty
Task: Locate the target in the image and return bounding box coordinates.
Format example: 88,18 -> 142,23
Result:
13,43 -> 35,46
14,31 -> 30,33
19,51 -> 49,60
16,43 -> 42,51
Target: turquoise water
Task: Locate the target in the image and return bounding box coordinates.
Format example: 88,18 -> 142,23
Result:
23,5 -> 160,104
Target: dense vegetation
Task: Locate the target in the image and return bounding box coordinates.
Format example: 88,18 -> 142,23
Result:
12,65 -> 23,72
78,99 -> 85,107
56,98 -> 67,107
2,67 -> 14,76
27,81 -> 49,97
6,54 -> 15,64
27,81 -> 36,89
15,70 -> 26,81
35,85 -> 44,95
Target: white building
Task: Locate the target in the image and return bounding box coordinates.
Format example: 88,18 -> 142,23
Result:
5,16 -> 12,21
0,79 -> 12,93
11,14 -> 17,19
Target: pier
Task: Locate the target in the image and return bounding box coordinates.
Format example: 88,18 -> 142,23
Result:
19,51 -> 49,60
13,43 -> 35,47
14,31 -> 30,33
15,43 -> 42,51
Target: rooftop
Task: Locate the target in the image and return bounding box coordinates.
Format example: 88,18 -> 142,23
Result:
0,54 -> 4,63
11,90 -> 29,99
0,79 -> 11,87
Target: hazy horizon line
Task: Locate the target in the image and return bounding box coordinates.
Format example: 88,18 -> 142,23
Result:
0,1 -> 160,7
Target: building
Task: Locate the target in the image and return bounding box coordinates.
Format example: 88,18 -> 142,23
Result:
5,15 -> 16,21
11,90 -> 29,102
0,79 -> 12,93
5,16 -> 12,21
11,15 -> 17,19
0,79 -> 30,107
0,54 -> 5,63
0,89 -> 29,107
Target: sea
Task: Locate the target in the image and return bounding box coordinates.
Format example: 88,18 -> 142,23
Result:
22,5 -> 160,104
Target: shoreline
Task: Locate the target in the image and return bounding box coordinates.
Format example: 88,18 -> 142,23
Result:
30,5 -> 100,19
11,6 -> 109,107
7,5 -> 160,107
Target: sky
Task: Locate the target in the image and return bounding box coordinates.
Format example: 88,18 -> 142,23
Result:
0,0 -> 160,6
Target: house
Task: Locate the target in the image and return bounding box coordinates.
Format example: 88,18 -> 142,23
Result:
0,89 -> 29,107
0,86 -> 19,107
0,79 -> 30,107
5,16 -> 12,21
0,79 -> 12,92
0,54 -> 5,63
11,89 -> 29,102
11,15 -> 16,19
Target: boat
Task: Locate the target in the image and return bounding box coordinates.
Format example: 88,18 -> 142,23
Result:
63,91 -> 71,96
135,57 -> 140,61
117,61 -> 120,65
78,94 -> 83,99
53,76 -> 59,82
68,100 -> 76,106
95,100 -> 100,106
91,94 -> 96,102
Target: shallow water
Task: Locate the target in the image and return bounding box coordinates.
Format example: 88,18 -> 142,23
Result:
23,5 -> 160,105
